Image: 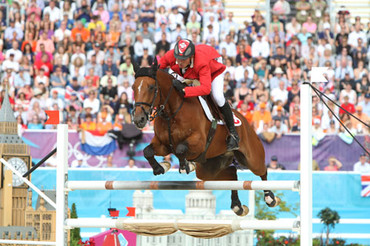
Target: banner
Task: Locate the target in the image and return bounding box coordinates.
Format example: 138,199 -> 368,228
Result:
22,130 -> 366,170
361,174 -> 370,197
80,130 -> 117,156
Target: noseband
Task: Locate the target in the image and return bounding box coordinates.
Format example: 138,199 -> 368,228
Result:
132,69 -> 159,122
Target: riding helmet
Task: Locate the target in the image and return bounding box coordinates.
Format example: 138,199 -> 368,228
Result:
174,39 -> 195,60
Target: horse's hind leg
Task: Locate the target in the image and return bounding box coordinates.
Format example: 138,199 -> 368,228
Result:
197,161 -> 249,216
234,151 -> 280,208
260,171 -> 281,207
175,142 -> 194,174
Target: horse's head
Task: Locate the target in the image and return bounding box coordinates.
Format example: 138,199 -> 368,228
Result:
132,58 -> 159,129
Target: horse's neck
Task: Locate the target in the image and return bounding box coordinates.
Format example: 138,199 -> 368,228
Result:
156,71 -> 183,113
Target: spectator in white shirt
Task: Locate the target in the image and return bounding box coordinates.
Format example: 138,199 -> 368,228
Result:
234,57 -> 254,84
14,67 -> 31,90
4,20 -> 23,45
270,80 -> 288,106
70,45 -> 87,64
5,41 -> 23,62
134,33 -> 153,63
205,15 -> 220,38
2,53 -> 20,72
203,23 -> 219,44
154,22 -> 171,43
168,7 -> 184,31
170,24 -> 187,43
321,111 -> 340,132
87,43 -> 105,65
251,33 -> 270,61
269,67 -> 288,90
124,158 -> 139,169
348,23 -> 367,48
220,12 -> 239,40
219,34 -> 237,58
155,0 -> 172,11
43,0 -> 61,23
54,21 -> 71,42
202,6 -> 217,27
46,90 -> 65,110
353,153 -> 370,173
269,117 -> 288,138
335,57 -> 354,82
83,90 -> 100,114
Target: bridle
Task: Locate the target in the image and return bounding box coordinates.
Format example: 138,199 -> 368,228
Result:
132,71 -> 160,122
132,67 -> 188,153
132,69 -> 184,122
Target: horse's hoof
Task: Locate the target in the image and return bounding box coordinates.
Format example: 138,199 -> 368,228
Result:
272,196 -> 281,207
179,167 -> 189,174
159,161 -> 171,173
240,205 -> 249,216
179,162 -> 195,174
265,191 -> 281,207
153,165 -> 165,176
232,205 -> 249,216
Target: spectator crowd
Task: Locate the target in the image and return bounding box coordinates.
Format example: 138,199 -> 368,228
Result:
0,0 -> 368,168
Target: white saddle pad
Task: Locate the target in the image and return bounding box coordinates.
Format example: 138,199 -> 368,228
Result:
198,96 -> 242,126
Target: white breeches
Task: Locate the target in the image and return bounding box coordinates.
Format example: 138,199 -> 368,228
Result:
211,72 -> 225,107
211,56 -> 226,107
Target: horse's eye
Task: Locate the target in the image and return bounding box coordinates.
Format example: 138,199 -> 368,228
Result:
148,84 -> 155,91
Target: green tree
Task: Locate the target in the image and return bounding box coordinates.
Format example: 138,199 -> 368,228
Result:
255,191 -> 299,245
70,203 -> 81,246
317,207 -> 340,245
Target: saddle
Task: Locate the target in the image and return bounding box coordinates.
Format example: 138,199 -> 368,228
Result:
183,79 -> 241,126
183,79 -> 221,121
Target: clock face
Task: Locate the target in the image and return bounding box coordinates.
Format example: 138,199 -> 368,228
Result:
3,157 -> 28,187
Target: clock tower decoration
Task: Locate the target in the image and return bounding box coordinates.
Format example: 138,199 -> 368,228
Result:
0,92 -> 32,227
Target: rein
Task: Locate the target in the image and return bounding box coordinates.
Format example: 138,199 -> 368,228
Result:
133,69 -> 184,152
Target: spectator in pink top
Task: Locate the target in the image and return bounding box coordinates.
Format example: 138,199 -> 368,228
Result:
324,157 -> 343,171
302,16 -> 317,34
26,1 -> 41,22
93,4 -> 110,25
35,43 -> 53,63
36,32 -> 55,54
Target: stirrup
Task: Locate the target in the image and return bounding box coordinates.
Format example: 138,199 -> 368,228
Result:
226,135 -> 239,151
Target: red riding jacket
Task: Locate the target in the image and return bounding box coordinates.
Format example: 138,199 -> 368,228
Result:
159,44 -> 226,98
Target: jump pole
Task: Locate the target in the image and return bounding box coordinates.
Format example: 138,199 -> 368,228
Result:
66,180 -> 300,191
300,81 -> 313,245
56,124 -> 68,246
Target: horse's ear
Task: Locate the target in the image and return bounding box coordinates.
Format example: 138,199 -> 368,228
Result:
132,59 -> 140,73
152,57 -> 158,72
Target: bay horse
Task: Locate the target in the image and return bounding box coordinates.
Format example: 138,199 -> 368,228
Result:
131,59 -> 280,216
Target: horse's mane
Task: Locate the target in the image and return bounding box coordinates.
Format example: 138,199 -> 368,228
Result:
134,66 -> 175,81
134,67 -> 156,80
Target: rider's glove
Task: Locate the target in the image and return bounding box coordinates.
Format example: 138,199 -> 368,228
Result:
172,79 -> 186,96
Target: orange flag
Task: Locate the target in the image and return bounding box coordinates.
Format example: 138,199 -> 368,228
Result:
126,207 -> 136,217
45,110 -> 60,125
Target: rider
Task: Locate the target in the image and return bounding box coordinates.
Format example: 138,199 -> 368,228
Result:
159,39 -> 239,151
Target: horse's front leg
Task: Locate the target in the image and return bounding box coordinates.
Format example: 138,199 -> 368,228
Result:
143,137 -> 170,176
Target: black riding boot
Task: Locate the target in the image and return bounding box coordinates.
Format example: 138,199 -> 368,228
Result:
219,103 -> 239,151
